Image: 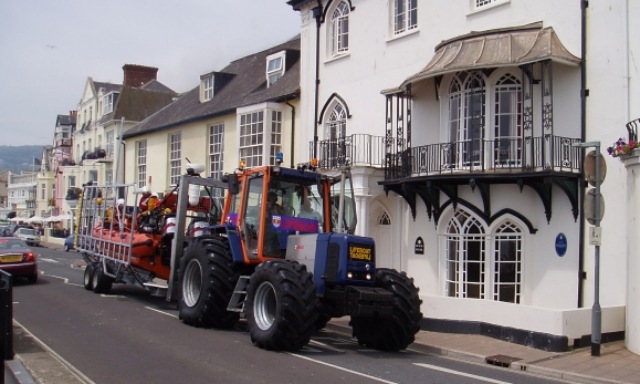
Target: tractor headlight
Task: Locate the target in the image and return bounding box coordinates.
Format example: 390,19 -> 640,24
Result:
365,273 -> 372,281
347,271 -> 353,279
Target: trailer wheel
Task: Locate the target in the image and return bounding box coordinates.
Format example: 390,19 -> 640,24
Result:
246,260 -> 318,351
350,268 -> 422,351
178,236 -> 240,329
92,264 -> 113,294
83,263 -> 95,291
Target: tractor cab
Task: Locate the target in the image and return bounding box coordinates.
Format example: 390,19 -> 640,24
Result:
223,164 -> 357,264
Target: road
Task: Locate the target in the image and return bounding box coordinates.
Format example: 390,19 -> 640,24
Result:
10,246 -> 571,384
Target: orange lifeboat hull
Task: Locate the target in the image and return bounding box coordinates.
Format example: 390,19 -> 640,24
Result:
92,225 -> 171,280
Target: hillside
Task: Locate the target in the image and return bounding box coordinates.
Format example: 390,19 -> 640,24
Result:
0,145 -> 46,173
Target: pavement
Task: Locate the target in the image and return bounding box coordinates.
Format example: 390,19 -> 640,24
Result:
4,241 -> 640,384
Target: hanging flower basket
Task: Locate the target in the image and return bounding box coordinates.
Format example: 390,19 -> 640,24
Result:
607,138 -> 640,158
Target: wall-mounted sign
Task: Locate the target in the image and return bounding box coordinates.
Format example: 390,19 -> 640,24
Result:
415,237 -> 424,255
555,233 -> 567,257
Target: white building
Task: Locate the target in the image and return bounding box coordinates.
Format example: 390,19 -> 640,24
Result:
288,0 -> 638,352
8,172 -> 37,220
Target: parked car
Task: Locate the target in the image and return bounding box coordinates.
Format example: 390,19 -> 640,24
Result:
14,227 -> 41,247
0,226 -> 11,237
0,237 -> 38,283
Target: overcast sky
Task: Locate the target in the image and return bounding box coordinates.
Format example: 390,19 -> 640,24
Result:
0,0 -> 301,146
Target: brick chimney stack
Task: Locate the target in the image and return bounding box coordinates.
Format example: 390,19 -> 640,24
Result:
122,64 -> 158,87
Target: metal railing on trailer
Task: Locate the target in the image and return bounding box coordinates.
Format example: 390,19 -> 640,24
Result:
77,183 -> 143,284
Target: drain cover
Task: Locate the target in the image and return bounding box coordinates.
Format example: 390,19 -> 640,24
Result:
485,354 -> 522,367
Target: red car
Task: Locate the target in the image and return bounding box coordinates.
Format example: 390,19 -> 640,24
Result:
0,237 -> 38,283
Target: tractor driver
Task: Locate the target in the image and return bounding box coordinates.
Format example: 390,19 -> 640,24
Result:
266,191 -> 283,215
264,191 -> 283,255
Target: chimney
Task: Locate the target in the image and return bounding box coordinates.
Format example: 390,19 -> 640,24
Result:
69,110 -> 77,118
122,64 -> 158,87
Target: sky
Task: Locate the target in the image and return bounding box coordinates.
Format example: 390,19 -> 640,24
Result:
0,0 -> 301,146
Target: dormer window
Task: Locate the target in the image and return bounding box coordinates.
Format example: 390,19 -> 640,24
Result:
102,92 -> 119,115
201,74 -> 214,102
266,51 -> 285,87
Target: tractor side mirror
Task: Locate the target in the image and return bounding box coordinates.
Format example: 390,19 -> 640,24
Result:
228,174 -> 240,195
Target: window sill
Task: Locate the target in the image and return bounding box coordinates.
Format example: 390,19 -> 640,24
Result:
324,52 -> 350,64
387,28 -> 420,43
467,0 -> 510,16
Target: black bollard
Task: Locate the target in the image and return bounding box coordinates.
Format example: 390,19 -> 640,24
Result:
1,269 -> 14,381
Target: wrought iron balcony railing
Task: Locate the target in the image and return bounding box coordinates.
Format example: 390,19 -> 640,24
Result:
312,134 -> 389,169
385,135 -> 581,179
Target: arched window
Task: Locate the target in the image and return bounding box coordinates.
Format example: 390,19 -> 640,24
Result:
494,74 -> 522,166
330,1 -> 350,56
444,209 -> 486,298
377,211 -> 391,225
323,103 -> 348,167
447,72 -> 486,168
493,220 -> 523,303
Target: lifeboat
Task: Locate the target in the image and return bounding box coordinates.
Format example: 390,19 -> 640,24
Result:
92,223 -> 171,280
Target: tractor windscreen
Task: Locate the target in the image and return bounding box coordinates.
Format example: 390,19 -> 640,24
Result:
328,171 -> 357,234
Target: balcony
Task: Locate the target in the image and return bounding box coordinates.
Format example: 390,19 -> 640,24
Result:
55,138 -> 72,147
385,135 -> 581,179
380,134 -> 582,224
313,134 -> 388,169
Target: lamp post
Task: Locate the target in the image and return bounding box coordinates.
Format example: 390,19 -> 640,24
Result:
574,141 -> 604,357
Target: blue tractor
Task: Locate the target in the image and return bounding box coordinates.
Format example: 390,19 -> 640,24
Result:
168,162 -> 422,351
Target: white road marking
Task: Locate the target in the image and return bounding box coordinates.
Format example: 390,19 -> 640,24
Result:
414,363 -> 513,384
39,258 -> 60,263
46,274 -> 70,284
145,306 -> 178,319
290,353 -> 399,384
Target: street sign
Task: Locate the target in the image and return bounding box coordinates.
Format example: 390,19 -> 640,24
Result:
584,150 -> 607,187
589,227 -> 602,246
585,188 -> 605,225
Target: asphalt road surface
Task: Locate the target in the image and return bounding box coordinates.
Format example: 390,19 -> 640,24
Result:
9,247 -> 570,384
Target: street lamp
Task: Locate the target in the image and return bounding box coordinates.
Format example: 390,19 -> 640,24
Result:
574,141 -> 604,357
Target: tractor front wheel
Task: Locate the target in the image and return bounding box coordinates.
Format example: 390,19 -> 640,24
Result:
350,268 -> 422,351
246,260 -> 318,351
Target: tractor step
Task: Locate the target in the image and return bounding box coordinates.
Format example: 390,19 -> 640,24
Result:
143,281 -> 168,297
227,275 -> 251,313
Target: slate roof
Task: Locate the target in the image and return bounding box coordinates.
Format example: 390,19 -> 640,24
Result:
93,81 -> 122,95
123,36 -> 301,139
98,85 -> 178,125
55,114 -> 76,126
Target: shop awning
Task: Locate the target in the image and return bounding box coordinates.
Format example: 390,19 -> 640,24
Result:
395,22 -> 580,90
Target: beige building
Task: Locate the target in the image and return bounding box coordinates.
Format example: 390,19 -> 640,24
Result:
123,37 -> 302,200
0,170 -> 10,220
59,65 -> 176,226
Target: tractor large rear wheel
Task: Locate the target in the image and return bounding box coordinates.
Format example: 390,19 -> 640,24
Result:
178,236 -> 240,328
350,268 -> 422,351
246,260 -> 318,351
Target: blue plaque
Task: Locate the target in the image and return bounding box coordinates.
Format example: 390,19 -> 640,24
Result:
555,233 -> 568,257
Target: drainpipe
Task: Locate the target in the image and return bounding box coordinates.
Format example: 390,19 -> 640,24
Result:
312,2 -> 324,160
286,100 -> 296,168
623,0 -> 630,123
578,0 -> 588,308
